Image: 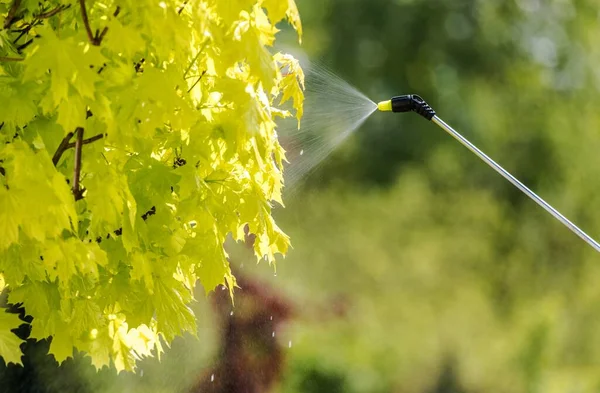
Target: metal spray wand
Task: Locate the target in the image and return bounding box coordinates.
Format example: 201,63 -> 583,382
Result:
377,95 -> 600,253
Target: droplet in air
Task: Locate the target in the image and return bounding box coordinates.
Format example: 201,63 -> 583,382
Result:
270,315 -> 273,321
300,149 -> 304,156
211,374 -> 215,382
140,369 -> 144,377
272,331 -> 275,337
288,341 -> 292,348
230,311 -> 234,316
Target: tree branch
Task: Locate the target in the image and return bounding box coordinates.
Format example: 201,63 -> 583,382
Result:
78,0 -> 96,45
0,56 -> 23,62
66,133 -> 104,148
3,0 -> 22,30
72,127 -> 84,200
36,4 -> 71,19
52,132 -> 75,166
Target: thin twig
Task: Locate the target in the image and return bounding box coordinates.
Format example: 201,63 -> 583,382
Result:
66,133 -> 104,148
0,56 -> 23,62
177,0 -> 189,15
16,38 -> 33,52
12,23 -> 33,44
182,42 -> 207,79
78,0 -> 96,45
72,127 -> 84,200
187,70 -> 206,92
36,4 -> 71,19
3,0 -> 22,29
52,132 -> 75,165
96,6 -> 120,44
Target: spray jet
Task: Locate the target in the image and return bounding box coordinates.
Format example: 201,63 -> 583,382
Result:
377,95 -> 600,253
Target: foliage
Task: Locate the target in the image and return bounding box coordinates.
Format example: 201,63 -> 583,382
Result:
0,0 -> 303,372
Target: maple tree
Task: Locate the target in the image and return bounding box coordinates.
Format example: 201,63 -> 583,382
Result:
0,0 -> 304,372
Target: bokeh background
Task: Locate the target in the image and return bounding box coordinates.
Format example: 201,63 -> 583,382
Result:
3,0 -> 600,392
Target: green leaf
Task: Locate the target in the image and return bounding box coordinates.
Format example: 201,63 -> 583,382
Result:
49,321 -> 75,364
8,281 -> 61,339
0,187 -> 21,251
0,310 -> 25,365
0,0 -> 302,372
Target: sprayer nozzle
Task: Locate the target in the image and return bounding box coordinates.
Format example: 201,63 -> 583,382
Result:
378,95 -> 436,120
377,100 -> 392,112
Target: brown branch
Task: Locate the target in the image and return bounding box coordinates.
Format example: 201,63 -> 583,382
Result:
72,127 -> 84,200
78,0 -> 96,45
3,0 -> 22,30
0,56 -> 23,62
36,4 -> 71,19
65,133 -> 104,148
52,131 -> 75,166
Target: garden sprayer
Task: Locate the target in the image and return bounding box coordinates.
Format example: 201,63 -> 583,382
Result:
377,95 -> 600,253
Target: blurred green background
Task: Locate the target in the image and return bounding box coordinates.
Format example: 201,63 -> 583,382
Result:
4,0 -> 600,392
265,0 -> 600,392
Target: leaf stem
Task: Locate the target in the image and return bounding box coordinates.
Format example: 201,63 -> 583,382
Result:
177,0 -> 189,15
187,70 -> 207,93
16,39 -> 33,52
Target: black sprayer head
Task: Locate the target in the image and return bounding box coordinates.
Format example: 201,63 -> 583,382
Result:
377,94 -> 436,120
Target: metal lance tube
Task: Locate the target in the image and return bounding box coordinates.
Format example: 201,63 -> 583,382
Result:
377,95 -> 600,253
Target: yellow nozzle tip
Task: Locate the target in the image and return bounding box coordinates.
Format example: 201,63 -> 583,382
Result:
377,100 -> 392,112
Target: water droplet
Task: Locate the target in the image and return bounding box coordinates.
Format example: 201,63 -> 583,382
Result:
270,315 -> 273,321
141,369 -> 144,377
274,272 -> 277,277
288,341 -> 292,348
300,149 -> 304,156
229,311 -> 234,316
211,374 -> 215,382
272,331 -> 275,337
